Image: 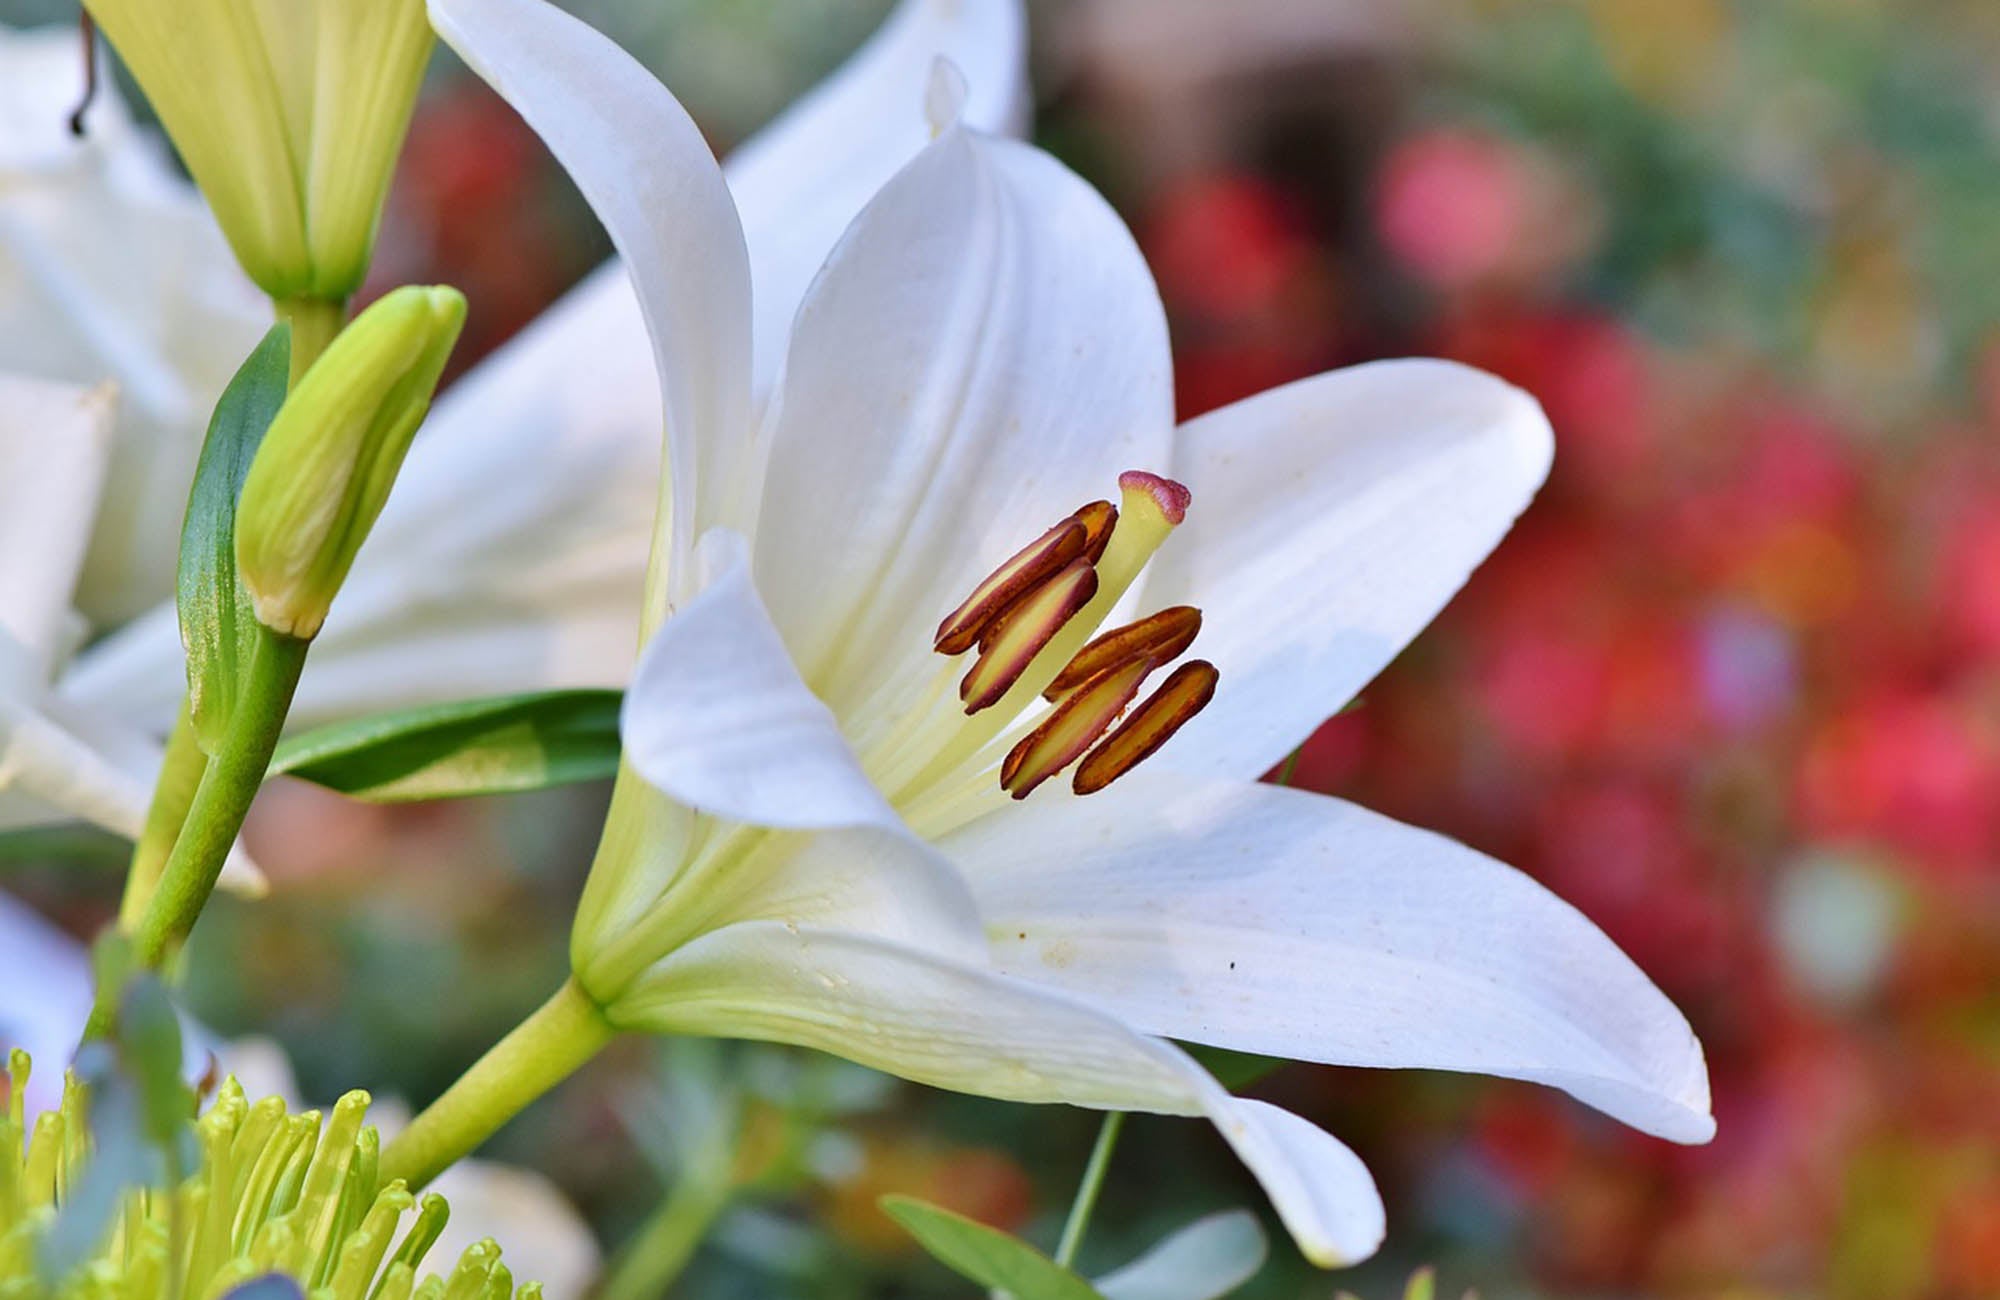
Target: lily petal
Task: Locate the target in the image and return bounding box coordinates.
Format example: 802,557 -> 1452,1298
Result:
0,375 -> 115,677
0,687 -> 266,894
949,770 -> 1714,1143
611,920 -> 1385,1266
0,891 -> 93,1115
1094,1210 -> 1268,1300
625,529 -> 896,833
428,0 -> 753,621
722,0 -> 1027,419
1142,360 -> 1553,780
752,126 -> 1174,732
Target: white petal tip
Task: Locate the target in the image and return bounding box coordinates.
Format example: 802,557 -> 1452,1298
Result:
924,56 -> 969,138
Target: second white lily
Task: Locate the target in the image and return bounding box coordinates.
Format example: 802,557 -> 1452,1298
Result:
401,0 -> 1714,1269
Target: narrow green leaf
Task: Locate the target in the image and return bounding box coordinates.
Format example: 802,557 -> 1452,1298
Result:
180,325 -> 291,752
267,689 -> 622,802
880,1196 -> 1104,1300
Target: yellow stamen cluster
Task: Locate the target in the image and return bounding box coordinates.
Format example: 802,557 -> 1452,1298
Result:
0,1051 -> 539,1300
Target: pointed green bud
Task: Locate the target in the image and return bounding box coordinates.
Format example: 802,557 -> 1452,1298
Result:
81,0 -> 433,302
235,286 -> 466,639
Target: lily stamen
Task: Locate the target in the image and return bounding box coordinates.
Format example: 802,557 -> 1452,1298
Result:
1074,658 -> 1220,794
918,470 -> 1218,804
1002,656 -> 1154,799
960,558 -> 1098,712
1045,605 -> 1201,700
934,516 -> 1088,655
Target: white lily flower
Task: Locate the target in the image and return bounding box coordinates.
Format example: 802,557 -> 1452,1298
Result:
57,0 -> 1028,731
425,0 -> 1711,1269
10,0 -> 1021,853
0,23 -> 268,626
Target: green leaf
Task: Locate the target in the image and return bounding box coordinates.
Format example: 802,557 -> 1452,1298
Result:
880,1196 -> 1104,1300
268,689 -> 622,802
179,325 -> 291,752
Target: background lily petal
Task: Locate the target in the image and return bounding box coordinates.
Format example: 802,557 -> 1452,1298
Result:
0,375 -> 115,675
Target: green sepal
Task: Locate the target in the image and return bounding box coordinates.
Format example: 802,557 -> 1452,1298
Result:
268,690 -> 622,802
179,325 -> 292,753
879,1196 -> 1104,1300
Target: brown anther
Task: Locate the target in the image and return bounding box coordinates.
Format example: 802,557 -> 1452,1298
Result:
1002,657 -> 1155,798
935,517 -> 1088,655
1073,660 -> 1219,795
1044,606 -> 1201,700
1071,500 -> 1118,564
960,560 -> 1098,713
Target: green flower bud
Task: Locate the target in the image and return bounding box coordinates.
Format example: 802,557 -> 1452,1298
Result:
235,286 -> 465,640
81,0 -> 433,303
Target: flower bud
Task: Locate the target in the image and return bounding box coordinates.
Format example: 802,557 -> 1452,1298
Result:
82,0 -> 432,302
235,286 -> 465,639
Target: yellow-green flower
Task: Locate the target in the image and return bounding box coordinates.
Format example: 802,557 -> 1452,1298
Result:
1,1051 -> 539,1300
80,0 -> 432,304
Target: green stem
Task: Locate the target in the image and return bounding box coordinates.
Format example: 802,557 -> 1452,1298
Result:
119,295 -> 341,922
1054,1111 -> 1126,1269
596,1170 -> 734,1300
126,627 -> 307,973
377,978 -> 615,1192
274,296 -> 347,385
119,702 -> 207,929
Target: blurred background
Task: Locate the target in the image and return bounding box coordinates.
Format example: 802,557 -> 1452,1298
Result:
8,0 -> 2000,1296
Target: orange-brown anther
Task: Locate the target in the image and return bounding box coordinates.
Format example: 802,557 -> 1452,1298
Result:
1044,606 -> 1202,700
934,517 -> 1088,655
1002,656 -> 1155,799
1072,659 -> 1219,795
960,560 -> 1099,713
1071,500 -> 1118,564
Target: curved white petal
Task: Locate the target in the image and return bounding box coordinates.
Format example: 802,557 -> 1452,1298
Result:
1142,360 -> 1553,779
947,771 -> 1713,1144
625,529 -> 896,832
722,0 -> 1027,415
612,921 -> 1384,1266
753,128 -> 1174,730
1094,1210 -> 1268,1300
0,375 -> 115,676
429,0 -> 752,620
0,689 -> 265,894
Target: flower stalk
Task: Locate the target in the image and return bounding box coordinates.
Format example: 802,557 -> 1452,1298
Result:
122,624 -> 307,975
377,979 -> 614,1193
